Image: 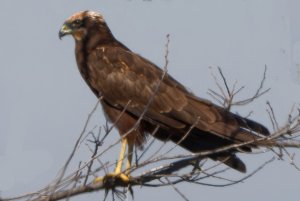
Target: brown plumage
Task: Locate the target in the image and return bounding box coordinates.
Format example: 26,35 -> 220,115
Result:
59,10 -> 270,173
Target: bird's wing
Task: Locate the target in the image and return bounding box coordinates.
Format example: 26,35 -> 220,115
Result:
88,46 -> 268,142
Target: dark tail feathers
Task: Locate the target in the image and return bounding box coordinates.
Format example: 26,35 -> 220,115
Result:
235,114 -> 270,136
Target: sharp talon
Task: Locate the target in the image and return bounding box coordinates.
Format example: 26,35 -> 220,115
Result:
93,173 -> 130,186
118,173 -> 130,183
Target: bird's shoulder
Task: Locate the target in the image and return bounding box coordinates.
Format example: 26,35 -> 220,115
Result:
90,45 -> 196,94
86,45 -> 191,110
88,45 -> 163,82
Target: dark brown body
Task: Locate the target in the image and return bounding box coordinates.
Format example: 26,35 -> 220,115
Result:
60,11 -> 270,172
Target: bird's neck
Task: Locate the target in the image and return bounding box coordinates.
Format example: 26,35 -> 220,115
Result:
73,29 -> 129,97
74,34 -> 110,97
76,29 -> 115,50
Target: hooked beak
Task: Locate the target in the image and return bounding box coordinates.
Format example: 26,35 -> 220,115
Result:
59,23 -> 72,40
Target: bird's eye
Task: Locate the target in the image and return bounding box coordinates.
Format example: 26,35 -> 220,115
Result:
72,19 -> 82,27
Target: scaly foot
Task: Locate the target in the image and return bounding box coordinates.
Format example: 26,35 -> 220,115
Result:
94,172 -> 130,186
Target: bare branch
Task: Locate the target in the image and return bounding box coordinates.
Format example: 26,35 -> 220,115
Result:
2,38 -> 300,201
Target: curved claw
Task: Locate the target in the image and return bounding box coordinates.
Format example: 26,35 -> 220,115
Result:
93,138 -> 133,187
94,173 -> 130,186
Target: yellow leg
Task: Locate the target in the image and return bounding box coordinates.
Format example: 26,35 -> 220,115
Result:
94,138 -> 130,184
115,138 -> 127,174
125,143 -> 133,175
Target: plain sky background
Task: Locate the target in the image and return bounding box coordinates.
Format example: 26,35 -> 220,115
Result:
1,0 -> 300,201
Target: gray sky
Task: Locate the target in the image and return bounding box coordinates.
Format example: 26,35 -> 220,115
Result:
1,0 -> 300,200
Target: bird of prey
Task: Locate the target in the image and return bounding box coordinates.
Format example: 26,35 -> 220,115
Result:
59,10 -> 269,183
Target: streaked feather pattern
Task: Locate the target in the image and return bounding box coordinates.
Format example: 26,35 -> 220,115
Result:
61,10 -> 270,173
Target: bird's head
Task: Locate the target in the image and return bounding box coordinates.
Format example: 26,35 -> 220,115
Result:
59,10 -> 110,42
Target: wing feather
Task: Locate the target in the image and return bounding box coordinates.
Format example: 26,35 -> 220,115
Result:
88,46 -> 268,143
